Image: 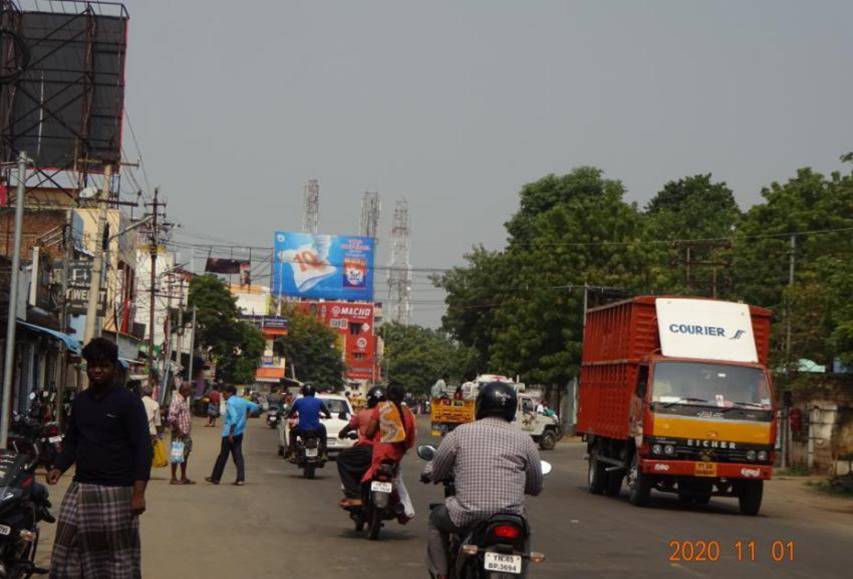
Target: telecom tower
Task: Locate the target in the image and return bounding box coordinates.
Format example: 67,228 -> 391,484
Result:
360,191 -> 381,240
302,179 -> 320,233
387,199 -> 412,324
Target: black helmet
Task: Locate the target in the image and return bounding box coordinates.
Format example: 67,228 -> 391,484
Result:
301,384 -> 316,397
366,386 -> 387,408
475,381 -> 517,422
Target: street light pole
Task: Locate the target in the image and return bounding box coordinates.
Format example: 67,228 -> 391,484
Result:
1,152 -> 28,448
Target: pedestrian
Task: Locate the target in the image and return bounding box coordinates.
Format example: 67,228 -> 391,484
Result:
167,382 -> 195,485
206,384 -> 221,427
206,385 -> 259,486
140,385 -> 161,448
47,338 -> 151,578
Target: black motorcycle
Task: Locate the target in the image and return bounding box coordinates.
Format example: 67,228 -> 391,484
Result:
418,445 -> 549,579
8,392 -> 61,471
266,409 -> 281,429
290,433 -> 325,479
0,431 -> 56,577
344,458 -> 405,541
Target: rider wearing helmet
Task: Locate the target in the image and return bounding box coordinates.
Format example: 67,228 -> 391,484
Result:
423,381 -> 544,579
336,385 -> 386,506
286,384 -> 332,459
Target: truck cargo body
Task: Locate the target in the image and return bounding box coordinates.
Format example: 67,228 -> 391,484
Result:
577,296 -> 776,515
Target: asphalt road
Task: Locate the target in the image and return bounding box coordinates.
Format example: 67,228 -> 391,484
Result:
38,416 -> 853,578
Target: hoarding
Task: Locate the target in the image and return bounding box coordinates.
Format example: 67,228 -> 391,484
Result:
299,301 -> 377,381
272,232 -> 374,301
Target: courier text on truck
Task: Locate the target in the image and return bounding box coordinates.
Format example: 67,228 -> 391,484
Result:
577,297 -> 776,515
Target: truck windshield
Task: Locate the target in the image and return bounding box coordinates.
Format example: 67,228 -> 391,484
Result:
651,362 -> 771,409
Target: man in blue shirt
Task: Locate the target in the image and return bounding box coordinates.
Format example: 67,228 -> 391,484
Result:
206,385 -> 259,485
286,384 -> 332,459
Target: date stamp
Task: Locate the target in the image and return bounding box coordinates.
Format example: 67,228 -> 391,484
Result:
668,540 -> 796,562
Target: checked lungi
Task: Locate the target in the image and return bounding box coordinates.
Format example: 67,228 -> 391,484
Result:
50,482 -> 141,579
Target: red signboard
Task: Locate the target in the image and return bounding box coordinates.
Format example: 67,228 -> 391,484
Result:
299,301 -> 377,381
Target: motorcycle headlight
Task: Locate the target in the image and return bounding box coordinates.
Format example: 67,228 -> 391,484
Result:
652,444 -> 663,455
746,450 -> 757,461
664,445 -> 675,456
757,450 -> 768,462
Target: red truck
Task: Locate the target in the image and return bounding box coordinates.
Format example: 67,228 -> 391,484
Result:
577,296 -> 776,515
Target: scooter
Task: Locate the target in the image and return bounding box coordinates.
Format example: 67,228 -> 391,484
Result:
344,456 -> 406,541
418,445 -> 550,579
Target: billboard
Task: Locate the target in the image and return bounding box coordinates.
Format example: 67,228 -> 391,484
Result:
299,301 -> 377,381
272,232 -> 374,301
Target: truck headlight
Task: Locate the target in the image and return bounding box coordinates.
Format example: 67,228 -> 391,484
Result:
664,445 -> 675,456
757,450 -> 768,462
652,444 -> 663,455
746,450 -> 757,461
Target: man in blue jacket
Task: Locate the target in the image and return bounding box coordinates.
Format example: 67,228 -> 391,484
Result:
206,385 -> 259,485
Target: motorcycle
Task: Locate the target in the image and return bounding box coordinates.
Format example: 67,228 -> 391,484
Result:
266,409 -> 281,429
0,418 -> 56,577
290,432 -> 325,479
8,392 -> 61,471
418,445 -> 550,579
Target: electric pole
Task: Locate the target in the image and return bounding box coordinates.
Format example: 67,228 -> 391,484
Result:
83,164 -> 112,344
145,188 -> 167,386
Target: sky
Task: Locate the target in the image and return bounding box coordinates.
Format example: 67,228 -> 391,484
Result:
120,0 -> 853,327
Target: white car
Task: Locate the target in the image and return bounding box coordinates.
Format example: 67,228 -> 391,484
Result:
277,394 -> 357,458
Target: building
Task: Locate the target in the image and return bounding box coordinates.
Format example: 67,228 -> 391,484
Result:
230,284 -> 288,389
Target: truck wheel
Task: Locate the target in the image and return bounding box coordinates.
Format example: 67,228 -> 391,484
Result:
539,430 -> 557,451
627,452 -> 652,506
738,480 -> 763,516
587,451 -> 608,495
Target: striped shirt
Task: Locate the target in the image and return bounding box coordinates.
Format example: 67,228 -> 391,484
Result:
430,417 -> 544,527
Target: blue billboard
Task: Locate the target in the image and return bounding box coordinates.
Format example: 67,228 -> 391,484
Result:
272,231 -> 374,301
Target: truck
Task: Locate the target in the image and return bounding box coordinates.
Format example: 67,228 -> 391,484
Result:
577,296 -> 776,515
431,375 -> 563,450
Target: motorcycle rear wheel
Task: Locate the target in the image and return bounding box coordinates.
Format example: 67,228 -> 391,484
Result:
304,463 -> 316,479
367,507 -> 382,540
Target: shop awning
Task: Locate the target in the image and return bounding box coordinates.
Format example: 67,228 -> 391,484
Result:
17,320 -> 82,355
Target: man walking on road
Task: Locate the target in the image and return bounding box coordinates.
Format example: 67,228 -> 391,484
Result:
168,382 -> 195,485
47,338 -> 152,578
206,385 -> 259,486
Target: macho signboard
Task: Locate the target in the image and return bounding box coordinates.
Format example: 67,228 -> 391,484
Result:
272,232 -> 374,301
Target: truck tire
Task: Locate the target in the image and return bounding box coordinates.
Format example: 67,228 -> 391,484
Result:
627,452 -> 652,506
539,429 -> 557,451
587,450 -> 608,495
738,480 -> 763,516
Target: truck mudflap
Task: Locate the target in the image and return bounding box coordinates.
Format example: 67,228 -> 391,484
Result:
640,459 -> 772,480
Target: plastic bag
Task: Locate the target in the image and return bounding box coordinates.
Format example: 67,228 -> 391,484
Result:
153,438 -> 168,468
169,440 -> 185,464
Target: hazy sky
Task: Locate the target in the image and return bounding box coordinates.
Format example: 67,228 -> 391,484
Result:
122,0 -> 853,327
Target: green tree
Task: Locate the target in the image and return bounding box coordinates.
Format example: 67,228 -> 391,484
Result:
274,304 -> 345,390
187,275 -> 265,384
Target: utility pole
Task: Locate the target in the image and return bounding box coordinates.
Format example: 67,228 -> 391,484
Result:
781,234 -> 797,470
186,305 -> 197,393
83,164 -> 112,344
1,152 -> 28,449
57,209 -> 74,425
145,188 -> 166,386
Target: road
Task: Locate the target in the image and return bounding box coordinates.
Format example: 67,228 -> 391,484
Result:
38,416 -> 853,578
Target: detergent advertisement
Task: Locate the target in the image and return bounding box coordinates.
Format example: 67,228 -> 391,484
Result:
272,231 -> 374,301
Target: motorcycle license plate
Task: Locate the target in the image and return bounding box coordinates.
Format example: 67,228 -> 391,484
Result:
0,524 -> 10,536
49,436 -> 63,444
305,448 -> 318,458
695,462 -> 717,477
484,552 -> 522,574
370,481 -> 392,494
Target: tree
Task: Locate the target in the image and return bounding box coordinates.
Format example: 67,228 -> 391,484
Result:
380,322 -> 476,395
187,274 -> 265,384
274,304 -> 344,390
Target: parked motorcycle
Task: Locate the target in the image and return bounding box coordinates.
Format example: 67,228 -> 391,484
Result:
290,433 -> 325,479
418,445 -> 550,579
8,392 -> 62,471
0,418 -> 56,577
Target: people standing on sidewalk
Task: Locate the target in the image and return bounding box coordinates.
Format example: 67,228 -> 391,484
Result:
205,384 -> 221,427
206,385 -> 259,486
168,382 -> 195,485
47,338 -> 151,578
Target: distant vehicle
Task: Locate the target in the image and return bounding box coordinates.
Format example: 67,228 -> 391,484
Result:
577,296 -> 776,515
277,394 -> 356,459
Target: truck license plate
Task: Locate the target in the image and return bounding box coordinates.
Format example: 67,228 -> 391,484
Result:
370,481 -> 392,493
484,552 -> 522,574
0,524 -> 10,536
305,448 -> 318,458
695,462 -> 717,477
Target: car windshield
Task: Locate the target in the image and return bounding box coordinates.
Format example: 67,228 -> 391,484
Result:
651,362 -> 771,409
321,398 -> 349,415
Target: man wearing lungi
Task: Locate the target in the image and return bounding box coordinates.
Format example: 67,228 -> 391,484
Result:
47,338 -> 152,578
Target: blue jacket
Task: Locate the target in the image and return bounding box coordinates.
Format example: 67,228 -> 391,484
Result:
222,396 -> 260,437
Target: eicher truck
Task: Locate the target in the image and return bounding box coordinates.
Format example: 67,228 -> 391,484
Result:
577,296 -> 776,515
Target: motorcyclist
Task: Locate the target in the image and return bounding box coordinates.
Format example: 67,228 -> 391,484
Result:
423,381 -> 543,579
336,385 -> 386,507
285,384 -> 332,459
